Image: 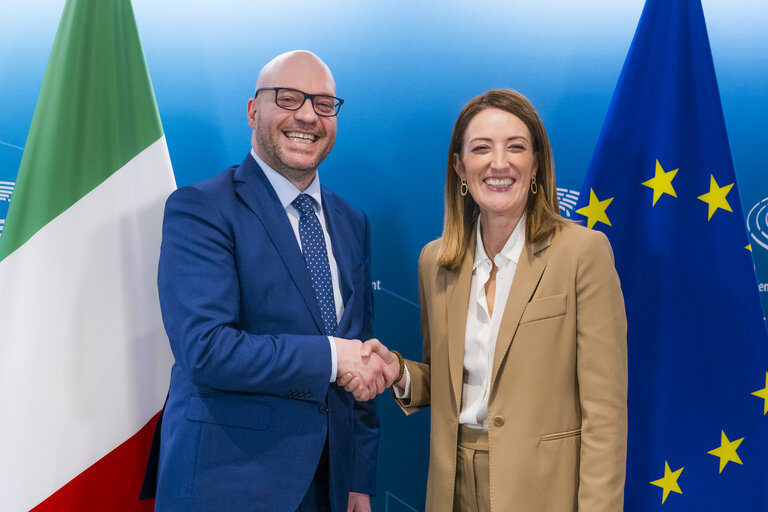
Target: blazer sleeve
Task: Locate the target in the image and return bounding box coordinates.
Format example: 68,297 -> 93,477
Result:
350,213 -> 380,495
158,186 -> 331,400
393,243 -> 433,413
575,230 -> 629,511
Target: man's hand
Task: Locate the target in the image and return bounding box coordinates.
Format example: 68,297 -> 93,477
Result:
337,339 -> 401,398
347,491 -> 371,512
361,338 -> 400,385
334,338 -> 388,401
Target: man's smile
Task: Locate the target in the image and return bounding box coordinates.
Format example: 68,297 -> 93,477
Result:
284,131 -> 318,144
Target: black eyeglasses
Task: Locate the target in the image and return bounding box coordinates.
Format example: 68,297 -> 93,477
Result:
255,87 -> 344,117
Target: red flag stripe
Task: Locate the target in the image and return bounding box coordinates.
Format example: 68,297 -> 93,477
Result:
31,412 -> 160,512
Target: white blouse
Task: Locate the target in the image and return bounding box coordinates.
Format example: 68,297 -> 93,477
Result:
395,216 -> 526,430
459,216 -> 525,429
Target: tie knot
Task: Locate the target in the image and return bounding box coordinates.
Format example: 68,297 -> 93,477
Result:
292,194 -> 316,217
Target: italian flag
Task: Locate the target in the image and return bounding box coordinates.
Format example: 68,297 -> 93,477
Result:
0,0 -> 175,510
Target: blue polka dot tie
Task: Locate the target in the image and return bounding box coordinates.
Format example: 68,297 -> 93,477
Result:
292,194 -> 338,336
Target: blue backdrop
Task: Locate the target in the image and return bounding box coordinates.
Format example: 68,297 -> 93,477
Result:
2,1 -> 767,510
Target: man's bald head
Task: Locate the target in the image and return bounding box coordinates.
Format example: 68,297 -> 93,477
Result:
255,50 -> 336,95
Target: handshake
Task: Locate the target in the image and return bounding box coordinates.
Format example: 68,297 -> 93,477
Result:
333,338 -> 402,401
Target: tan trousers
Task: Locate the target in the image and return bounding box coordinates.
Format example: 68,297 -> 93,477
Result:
453,426 -> 490,512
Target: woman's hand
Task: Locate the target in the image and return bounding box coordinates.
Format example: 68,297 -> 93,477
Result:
336,338 -> 403,397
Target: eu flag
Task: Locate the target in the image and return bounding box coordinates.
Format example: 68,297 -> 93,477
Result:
575,0 -> 768,509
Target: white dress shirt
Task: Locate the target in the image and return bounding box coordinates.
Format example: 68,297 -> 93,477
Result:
395,215 -> 526,430
251,149 -> 343,382
459,215 -> 525,428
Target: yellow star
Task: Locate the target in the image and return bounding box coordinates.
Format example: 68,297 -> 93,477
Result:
650,461 -> 683,504
642,160 -> 678,206
746,244 -> 753,252
752,372 -> 768,414
575,189 -> 614,229
708,430 -> 744,473
697,175 -> 734,221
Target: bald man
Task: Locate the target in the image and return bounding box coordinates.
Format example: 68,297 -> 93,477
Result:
153,51 -> 387,512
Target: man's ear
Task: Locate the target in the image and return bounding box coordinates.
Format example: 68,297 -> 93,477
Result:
247,97 -> 258,128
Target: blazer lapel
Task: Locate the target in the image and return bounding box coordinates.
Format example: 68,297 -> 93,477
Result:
446,239 -> 475,414
490,236 -> 551,394
232,155 -> 325,333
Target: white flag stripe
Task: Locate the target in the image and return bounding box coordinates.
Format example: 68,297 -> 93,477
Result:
0,137 -> 175,511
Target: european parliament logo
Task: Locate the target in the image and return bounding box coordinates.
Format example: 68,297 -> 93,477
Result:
557,188 -> 580,218
0,181 -> 14,238
747,196 -> 768,252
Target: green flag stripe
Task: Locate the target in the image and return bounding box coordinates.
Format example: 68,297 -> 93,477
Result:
0,0 -> 163,261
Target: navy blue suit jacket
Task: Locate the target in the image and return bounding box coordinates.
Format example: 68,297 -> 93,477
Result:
154,154 -> 379,511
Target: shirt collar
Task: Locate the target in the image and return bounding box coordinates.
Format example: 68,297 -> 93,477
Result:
251,148 -> 323,212
474,214 -> 526,271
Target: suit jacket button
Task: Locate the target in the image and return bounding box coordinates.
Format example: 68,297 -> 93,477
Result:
318,403 -> 329,414
492,416 -> 505,427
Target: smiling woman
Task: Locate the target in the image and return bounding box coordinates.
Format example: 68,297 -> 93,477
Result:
390,89 -> 629,512
453,108 -> 537,250
440,90 -> 564,272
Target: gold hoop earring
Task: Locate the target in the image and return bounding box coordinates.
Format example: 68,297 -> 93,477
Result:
460,180 -> 468,197
530,175 -> 538,195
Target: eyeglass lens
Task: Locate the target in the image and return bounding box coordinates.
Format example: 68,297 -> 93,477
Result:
275,89 -> 339,116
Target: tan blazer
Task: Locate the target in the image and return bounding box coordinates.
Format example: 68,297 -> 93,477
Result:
396,222 -> 628,511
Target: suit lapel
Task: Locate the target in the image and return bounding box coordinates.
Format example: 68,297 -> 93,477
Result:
446,239 -> 475,414
490,236 -> 551,394
232,155 -> 325,333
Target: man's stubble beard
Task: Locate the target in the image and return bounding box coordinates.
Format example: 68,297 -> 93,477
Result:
256,124 -> 336,185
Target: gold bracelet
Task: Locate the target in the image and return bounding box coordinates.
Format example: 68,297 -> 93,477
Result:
390,350 -> 405,386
